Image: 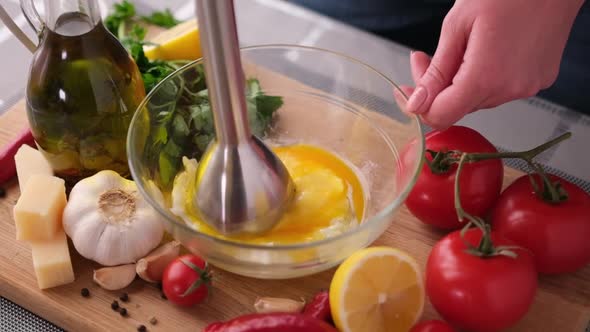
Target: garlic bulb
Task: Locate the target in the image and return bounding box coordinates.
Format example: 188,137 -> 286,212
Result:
63,170 -> 164,266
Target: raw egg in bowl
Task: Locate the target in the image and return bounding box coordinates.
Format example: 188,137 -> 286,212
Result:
127,45 -> 424,279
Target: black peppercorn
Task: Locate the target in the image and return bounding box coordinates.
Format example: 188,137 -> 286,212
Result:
137,324 -> 147,332
80,288 -> 90,297
0,187 -> 6,198
119,308 -> 128,317
111,301 -> 119,311
119,293 -> 129,302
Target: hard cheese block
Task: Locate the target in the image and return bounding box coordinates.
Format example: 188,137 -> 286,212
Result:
30,231 -> 75,289
14,144 -> 53,192
13,174 -> 67,241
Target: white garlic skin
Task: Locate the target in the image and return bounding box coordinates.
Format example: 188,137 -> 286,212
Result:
63,170 -> 164,266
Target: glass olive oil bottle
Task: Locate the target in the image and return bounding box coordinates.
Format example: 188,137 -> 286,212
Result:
23,0 -> 145,185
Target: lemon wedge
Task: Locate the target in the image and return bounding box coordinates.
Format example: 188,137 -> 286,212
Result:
330,247 -> 424,332
144,19 -> 201,61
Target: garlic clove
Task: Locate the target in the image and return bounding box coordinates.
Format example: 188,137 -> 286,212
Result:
253,297 -> 306,314
93,264 -> 137,290
136,241 -> 181,283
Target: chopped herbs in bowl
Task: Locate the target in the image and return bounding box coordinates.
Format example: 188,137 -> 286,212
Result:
106,1 -> 284,186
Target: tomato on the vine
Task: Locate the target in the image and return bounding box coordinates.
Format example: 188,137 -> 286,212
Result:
162,254 -> 212,306
403,126 -> 504,230
410,319 -> 456,332
492,174 -> 590,274
426,228 -> 537,332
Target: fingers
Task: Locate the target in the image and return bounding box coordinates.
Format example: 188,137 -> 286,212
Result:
410,51 -> 431,83
399,78 -> 483,130
394,85 -> 414,113
406,14 -> 468,115
398,85 -> 415,97
420,64 -> 488,129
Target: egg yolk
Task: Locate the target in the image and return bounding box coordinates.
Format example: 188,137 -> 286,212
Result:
171,144 -> 365,245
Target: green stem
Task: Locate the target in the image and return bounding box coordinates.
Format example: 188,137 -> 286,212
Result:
454,153 -> 469,222
454,152 -> 515,259
451,133 -> 571,206
425,149 -> 461,174
465,132 -> 571,203
117,20 -> 127,40
454,154 -> 488,231
465,132 -> 571,163
451,133 -> 573,258
477,224 -> 494,254
428,132 -> 570,179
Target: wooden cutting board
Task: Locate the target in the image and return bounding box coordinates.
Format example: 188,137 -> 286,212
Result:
1,81 -> 589,331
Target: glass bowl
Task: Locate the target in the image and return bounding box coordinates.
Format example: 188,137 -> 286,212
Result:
127,45 -> 424,279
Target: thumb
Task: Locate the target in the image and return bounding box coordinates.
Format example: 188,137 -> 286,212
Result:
406,17 -> 467,114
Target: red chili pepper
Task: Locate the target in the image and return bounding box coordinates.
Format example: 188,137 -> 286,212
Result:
203,322 -> 224,332
0,127 -> 35,185
202,313 -> 338,332
303,290 -> 332,323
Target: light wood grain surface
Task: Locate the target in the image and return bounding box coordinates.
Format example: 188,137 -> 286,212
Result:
1,75 -> 589,332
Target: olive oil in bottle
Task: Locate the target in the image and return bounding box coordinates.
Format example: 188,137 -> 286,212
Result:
24,2 -> 145,185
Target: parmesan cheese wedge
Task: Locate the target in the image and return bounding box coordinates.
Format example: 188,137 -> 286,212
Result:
30,231 -> 75,289
14,144 -> 53,192
13,174 -> 66,241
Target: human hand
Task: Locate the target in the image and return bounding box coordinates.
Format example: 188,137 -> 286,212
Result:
403,0 -> 584,129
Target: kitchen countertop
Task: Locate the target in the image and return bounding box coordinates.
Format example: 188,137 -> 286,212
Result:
1,0 -> 589,330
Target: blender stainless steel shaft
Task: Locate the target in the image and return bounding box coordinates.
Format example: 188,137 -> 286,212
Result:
192,0 -> 295,235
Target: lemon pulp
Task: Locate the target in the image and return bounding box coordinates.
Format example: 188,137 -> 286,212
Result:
170,144 -> 366,245
329,247 -> 425,332
143,19 -> 201,61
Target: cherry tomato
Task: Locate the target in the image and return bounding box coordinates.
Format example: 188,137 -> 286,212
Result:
492,174 -> 590,274
410,319 -> 456,332
426,228 -> 537,332
404,126 -> 503,230
162,254 -> 211,306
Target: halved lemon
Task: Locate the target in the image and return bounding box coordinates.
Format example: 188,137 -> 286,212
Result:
144,19 -> 201,61
330,246 -> 424,332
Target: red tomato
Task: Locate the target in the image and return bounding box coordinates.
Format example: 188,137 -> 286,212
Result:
492,174 -> 590,274
410,319 -> 456,332
426,228 -> 537,332
162,254 -> 211,306
404,126 -> 503,230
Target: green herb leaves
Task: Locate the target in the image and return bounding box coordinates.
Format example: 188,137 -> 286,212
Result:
105,1 -> 184,92
104,0 -> 136,36
146,65 -> 283,186
248,79 -> 284,135
105,0 -> 180,35
142,9 -> 181,28
105,1 -> 284,186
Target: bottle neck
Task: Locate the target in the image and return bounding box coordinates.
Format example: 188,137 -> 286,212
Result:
44,0 -> 101,36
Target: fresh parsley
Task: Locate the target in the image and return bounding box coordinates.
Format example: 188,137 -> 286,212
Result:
142,9 -> 180,28
104,0 -> 136,36
147,71 -> 284,186
105,1 -> 284,186
105,0 -> 180,35
105,1 -> 184,92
